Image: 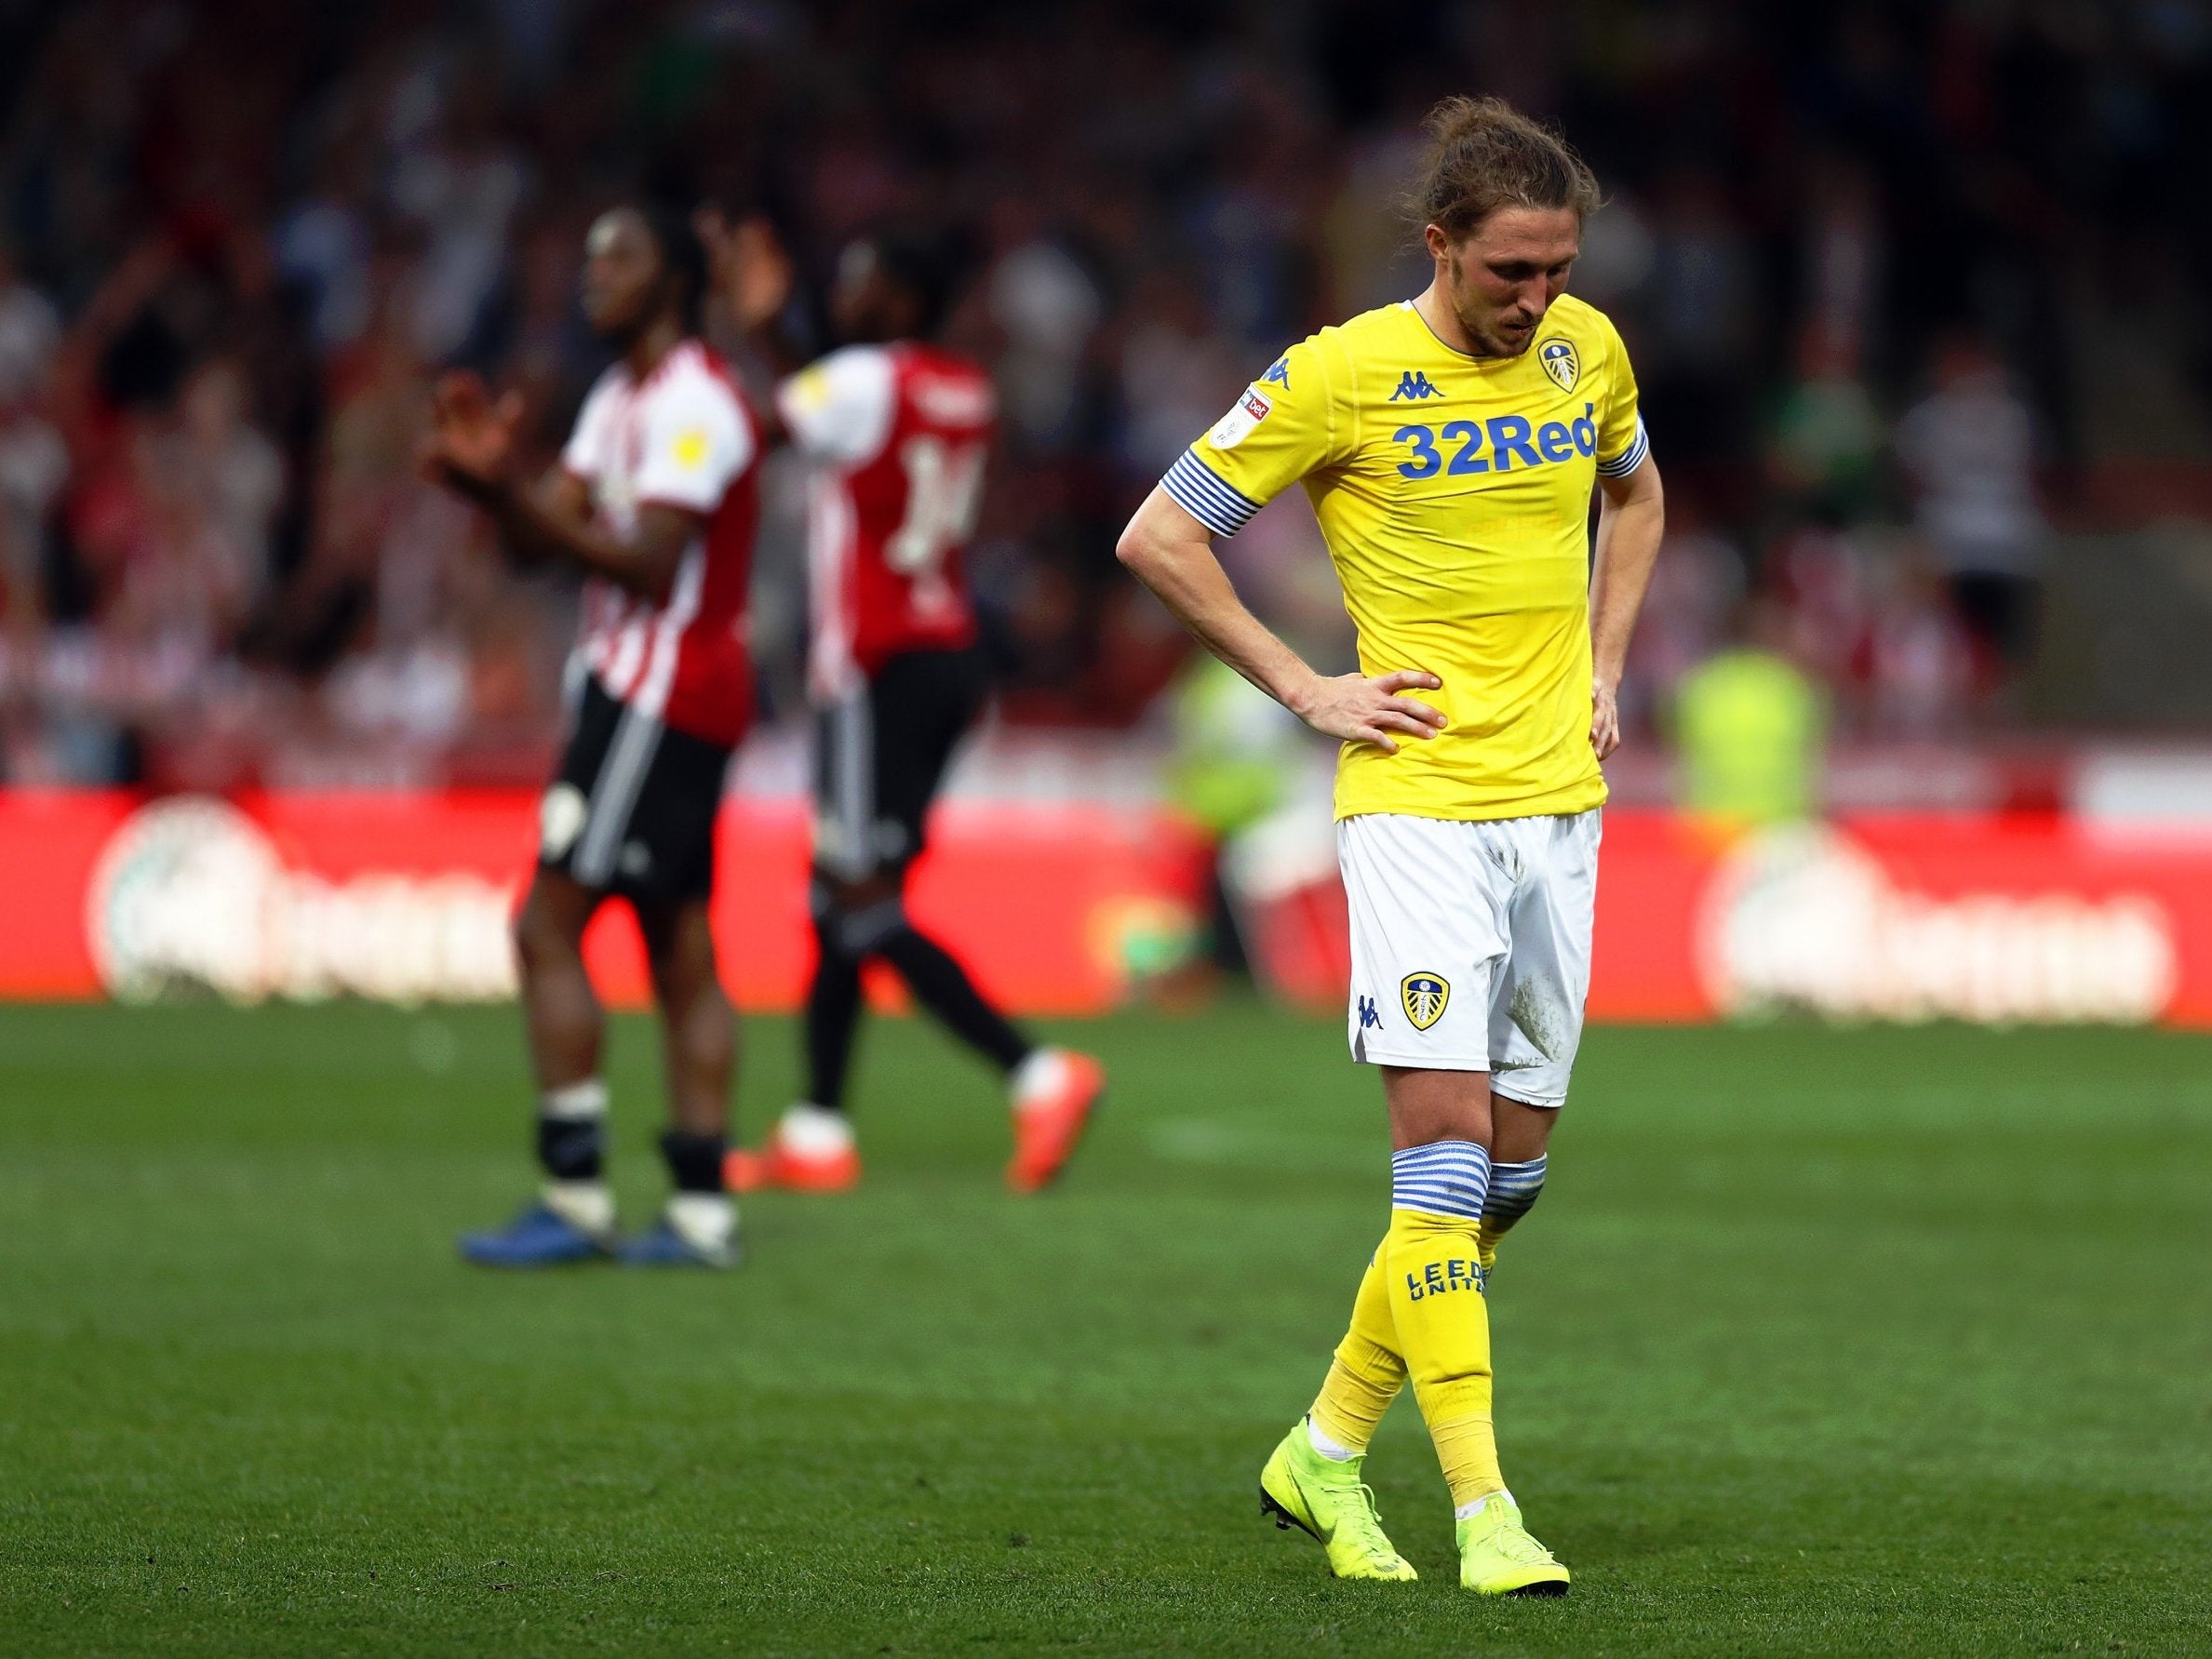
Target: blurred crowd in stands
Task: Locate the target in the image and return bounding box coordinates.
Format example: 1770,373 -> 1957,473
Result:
1,0 -> 2208,787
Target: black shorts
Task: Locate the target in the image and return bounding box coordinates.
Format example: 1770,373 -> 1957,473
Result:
813,646 -> 987,881
539,675 -> 732,903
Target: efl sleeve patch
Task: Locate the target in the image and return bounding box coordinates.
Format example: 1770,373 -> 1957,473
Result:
1161,336 -> 1337,535
1207,387 -> 1273,451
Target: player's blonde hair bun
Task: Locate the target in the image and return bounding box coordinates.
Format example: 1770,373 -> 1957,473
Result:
1410,95 -> 1602,240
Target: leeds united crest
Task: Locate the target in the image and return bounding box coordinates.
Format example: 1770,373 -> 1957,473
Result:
1401,972 -> 1451,1031
1539,338 -> 1578,393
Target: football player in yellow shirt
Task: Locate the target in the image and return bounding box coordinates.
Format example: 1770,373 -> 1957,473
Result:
1118,96 -> 1664,1595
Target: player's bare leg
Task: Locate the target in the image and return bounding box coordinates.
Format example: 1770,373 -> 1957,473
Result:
624,897 -> 740,1266
459,869 -> 614,1264
637,897 -> 736,1138
515,869 -> 606,1093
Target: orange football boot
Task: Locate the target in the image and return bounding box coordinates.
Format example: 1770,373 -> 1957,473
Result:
725,1106 -> 862,1194
1006,1049 -> 1106,1193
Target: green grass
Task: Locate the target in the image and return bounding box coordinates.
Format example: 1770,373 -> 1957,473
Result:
2,1000 -> 2209,1654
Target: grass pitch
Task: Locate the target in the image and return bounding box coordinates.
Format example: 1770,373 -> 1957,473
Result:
2,999 -> 2208,1655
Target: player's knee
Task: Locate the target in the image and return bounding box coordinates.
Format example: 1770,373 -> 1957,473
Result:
809,874 -> 907,960
817,896 -> 908,959
1488,1094 -> 1560,1163
1382,1066 -> 1495,1148
511,890 -> 575,977
639,904 -> 717,996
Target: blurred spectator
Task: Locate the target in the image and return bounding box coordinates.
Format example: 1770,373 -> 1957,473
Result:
0,0 -> 2204,786
1764,327 -> 1884,528
272,148 -> 376,355
0,247 -> 60,407
1671,595 -> 1828,835
166,358 -> 284,626
1855,545 -> 1977,740
389,87 -> 532,365
1114,270 -> 1244,482
0,383 -> 65,636
987,222 -> 1105,453
1895,335 -> 2045,681
1641,167 -> 1762,480
1619,520 -> 1744,737
1163,653 -> 1307,982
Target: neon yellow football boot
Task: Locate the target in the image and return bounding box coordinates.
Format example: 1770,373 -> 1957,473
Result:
1455,1492 -> 1570,1596
1258,1421 -> 1417,1582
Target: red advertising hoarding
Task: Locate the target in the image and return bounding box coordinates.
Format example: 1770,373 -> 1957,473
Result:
7,789 -> 2212,1027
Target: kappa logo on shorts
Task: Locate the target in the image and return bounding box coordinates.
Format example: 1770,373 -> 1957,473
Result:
1401,972 -> 1451,1031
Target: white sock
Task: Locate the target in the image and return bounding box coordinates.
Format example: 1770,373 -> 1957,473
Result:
541,1077 -> 609,1120
1010,1048 -> 1066,1109
778,1102 -> 855,1156
1455,1488 -> 1514,1521
666,1192 -> 736,1253
541,1179 -> 613,1237
1305,1416 -> 1360,1463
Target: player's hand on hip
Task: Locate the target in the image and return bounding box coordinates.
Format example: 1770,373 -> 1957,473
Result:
1589,676 -> 1621,759
1294,669 -> 1445,755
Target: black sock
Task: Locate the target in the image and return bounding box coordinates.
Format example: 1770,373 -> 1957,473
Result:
804,938 -> 865,1110
537,1117 -> 606,1182
659,1130 -> 727,1194
877,924 -> 1032,1072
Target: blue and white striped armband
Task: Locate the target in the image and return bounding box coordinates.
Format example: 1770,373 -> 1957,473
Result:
1161,449 -> 1265,539
1595,415 -> 1650,478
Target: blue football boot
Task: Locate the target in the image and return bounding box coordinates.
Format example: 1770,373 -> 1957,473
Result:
458,1200 -> 612,1267
617,1211 -> 740,1269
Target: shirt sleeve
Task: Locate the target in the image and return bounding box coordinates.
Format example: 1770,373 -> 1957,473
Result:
1160,337 -> 1339,538
632,369 -> 756,513
559,373 -> 619,481
776,345 -> 897,466
1593,317 -> 1650,478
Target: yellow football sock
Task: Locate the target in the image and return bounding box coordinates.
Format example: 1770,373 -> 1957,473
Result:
1308,1247 -> 1405,1453
1386,1142 -> 1505,1508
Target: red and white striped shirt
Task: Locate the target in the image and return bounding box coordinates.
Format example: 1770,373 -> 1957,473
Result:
559,338 -> 759,747
777,341 -> 991,702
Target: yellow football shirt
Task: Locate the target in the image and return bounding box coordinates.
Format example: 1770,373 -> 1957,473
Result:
1161,295 -> 1648,823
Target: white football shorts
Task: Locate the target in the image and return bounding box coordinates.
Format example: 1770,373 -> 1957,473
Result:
1339,809 -> 1601,1108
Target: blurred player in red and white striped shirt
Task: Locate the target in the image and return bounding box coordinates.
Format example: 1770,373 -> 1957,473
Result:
423,204 -> 757,1270
707,217 -> 1104,1196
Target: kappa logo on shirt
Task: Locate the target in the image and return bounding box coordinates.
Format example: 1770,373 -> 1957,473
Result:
1389,370 -> 1442,400
1261,355 -> 1292,388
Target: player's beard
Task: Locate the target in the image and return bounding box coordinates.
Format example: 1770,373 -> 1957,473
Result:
1460,304 -> 1538,359
1446,269 -> 1539,358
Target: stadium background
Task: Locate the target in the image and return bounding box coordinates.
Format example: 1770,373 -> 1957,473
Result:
3,2 -> 2210,1653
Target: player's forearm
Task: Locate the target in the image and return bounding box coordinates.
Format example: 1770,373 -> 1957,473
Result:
487,478 -> 679,603
1589,466 -> 1665,688
1115,489 -> 1324,716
